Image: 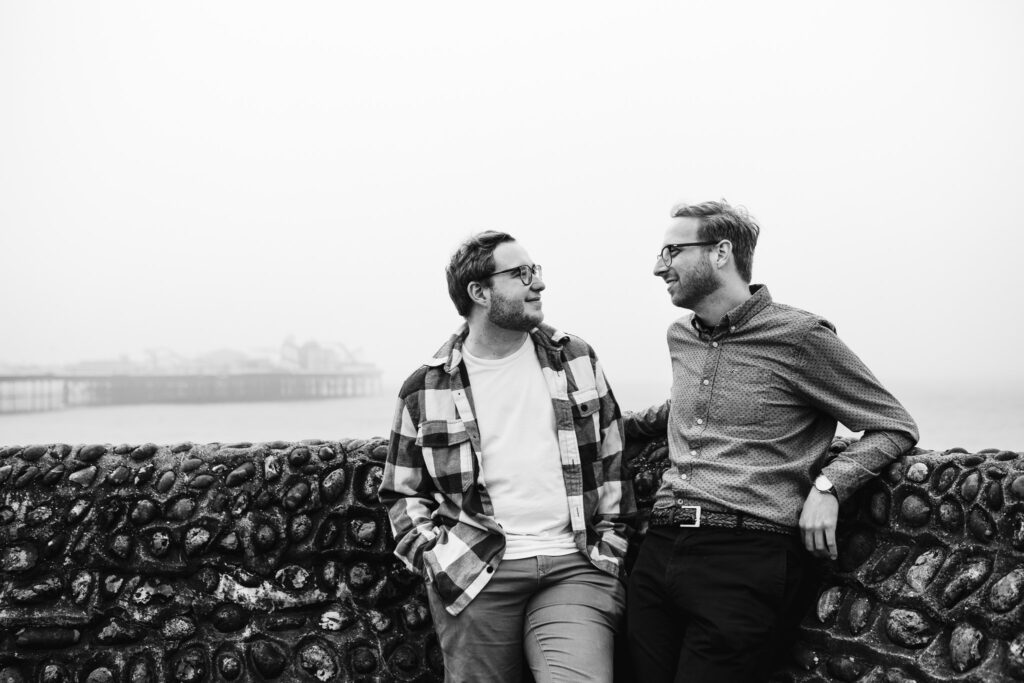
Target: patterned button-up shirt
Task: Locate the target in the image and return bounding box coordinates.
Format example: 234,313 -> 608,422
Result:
379,323 -> 633,616
629,285 -> 918,528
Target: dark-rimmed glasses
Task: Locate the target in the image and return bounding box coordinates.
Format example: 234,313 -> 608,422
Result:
658,242 -> 718,267
489,264 -> 543,286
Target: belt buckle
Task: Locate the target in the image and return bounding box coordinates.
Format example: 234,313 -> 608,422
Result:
676,505 -> 702,528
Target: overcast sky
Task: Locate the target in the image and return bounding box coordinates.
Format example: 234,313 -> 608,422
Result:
2,1 -> 1022,402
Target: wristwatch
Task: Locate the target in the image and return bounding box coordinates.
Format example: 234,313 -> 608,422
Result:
813,474 -> 837,497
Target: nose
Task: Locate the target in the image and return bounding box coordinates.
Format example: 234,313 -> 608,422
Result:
531,276 -> 546,292
653,256 -> 668,277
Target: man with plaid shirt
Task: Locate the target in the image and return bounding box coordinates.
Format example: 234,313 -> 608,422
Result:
379,231 -> 633,682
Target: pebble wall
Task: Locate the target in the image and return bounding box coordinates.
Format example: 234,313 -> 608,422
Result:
0,434 -> 1022,682
0,439 -> 434,683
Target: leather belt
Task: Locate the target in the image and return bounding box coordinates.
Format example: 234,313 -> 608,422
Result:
649,505 -> 796,536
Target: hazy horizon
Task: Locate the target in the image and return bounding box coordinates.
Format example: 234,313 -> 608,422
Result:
3,2 -> 1023,395
1,375 -> 1021,452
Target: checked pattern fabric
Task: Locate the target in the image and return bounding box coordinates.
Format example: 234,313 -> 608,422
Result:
379,323 -> 634,616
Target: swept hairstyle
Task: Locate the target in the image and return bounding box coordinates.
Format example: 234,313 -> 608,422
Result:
672,200 -> 761,282
445,231 -> 516,317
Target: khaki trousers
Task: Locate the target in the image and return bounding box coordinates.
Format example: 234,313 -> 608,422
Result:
426,552 -> 625,683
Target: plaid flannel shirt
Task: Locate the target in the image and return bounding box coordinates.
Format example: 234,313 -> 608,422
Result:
379,323 -> 634,616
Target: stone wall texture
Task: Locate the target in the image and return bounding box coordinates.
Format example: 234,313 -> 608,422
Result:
0,434 -> 1022,682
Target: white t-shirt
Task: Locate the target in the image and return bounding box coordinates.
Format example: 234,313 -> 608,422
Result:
462,336 -> 577,559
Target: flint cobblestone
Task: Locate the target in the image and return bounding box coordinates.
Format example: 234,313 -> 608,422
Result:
0,434 -> 1021,681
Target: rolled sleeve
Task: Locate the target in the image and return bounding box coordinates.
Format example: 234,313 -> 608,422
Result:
794,321 -> 919,501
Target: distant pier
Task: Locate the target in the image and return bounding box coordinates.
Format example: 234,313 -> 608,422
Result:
0,370 -> 382,414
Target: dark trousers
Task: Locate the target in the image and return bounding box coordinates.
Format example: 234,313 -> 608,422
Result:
626,526 -> 808,683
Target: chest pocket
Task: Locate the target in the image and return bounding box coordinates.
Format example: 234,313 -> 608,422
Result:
709,363 -> 769,426
570,388 -> 600,419
415,419 -> 475,494
570,387 -> 601,450
570,387 -> 603,486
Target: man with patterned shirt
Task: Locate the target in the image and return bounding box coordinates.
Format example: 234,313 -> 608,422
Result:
626,200 -> 918,682
379,231 -> 633,683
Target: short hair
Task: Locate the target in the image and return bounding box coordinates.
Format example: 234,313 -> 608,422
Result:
446,231 -> 516,317
671,200 -> 760,282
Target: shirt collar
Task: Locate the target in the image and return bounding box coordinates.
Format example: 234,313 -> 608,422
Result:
691,284 -> 772,335
427,322 -> 569,374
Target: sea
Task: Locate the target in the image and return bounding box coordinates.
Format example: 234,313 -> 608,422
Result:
0,379 -> 1021,453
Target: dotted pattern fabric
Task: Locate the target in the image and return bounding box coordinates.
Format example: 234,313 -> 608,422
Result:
654,285 -> 919,528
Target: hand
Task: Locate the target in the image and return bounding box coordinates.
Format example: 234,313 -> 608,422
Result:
799,489 -> 839,560
622,411 -> 644,439
623,401 -> 670,439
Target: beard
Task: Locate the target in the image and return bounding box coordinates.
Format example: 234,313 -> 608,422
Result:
487,291 -> 542,331
673,258 -> 719,310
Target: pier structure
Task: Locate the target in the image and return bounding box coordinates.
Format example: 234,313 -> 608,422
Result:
0,369 -> 381,414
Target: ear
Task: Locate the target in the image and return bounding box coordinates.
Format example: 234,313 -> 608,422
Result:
467,281 -> 489,307
711,240 -> 733,270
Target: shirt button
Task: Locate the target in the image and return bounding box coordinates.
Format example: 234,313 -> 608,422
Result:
712,342 -> 719,348
696,418 -> 704,425
486,566 -> 494,573
702,379 -> 709,386
681,474 -> 688,479
690,450 -> 697,456
729,326 -> 736,332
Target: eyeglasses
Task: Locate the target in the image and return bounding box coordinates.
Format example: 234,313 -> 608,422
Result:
658,242 -> 719,267
489,264 -> 543,286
